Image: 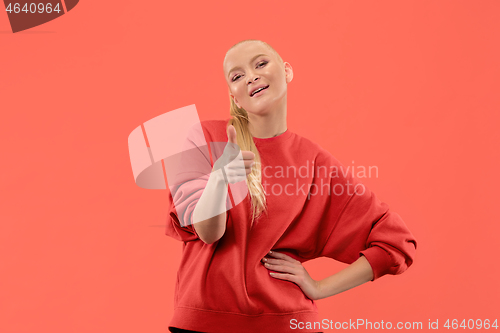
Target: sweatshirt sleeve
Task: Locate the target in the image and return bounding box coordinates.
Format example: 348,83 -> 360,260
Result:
318,155 -> 417,281
164,123 -> 213,242
165,181 -> 203,242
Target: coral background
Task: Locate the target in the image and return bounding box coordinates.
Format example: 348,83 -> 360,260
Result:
1,0 -> 499,332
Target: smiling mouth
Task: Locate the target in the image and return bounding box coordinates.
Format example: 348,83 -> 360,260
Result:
251,85 -> 269,97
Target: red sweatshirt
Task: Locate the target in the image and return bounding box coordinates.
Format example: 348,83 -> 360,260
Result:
165,118 -> 417,333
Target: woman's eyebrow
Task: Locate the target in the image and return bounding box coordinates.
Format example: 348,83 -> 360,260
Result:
227,53 -> 269,79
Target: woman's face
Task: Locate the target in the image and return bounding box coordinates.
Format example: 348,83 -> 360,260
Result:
223,42 -> 292,115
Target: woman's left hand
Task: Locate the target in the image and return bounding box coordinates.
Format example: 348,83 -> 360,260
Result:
261,251 -> 322,301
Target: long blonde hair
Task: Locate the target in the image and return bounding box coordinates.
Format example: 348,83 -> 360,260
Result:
225,39 -> 285,226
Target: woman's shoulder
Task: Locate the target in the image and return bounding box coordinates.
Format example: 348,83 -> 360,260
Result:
291,131 -> 320,149
291,131 -> 330,154
291,132 -> 343,167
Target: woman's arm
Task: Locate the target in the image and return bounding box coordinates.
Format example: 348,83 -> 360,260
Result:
315,255 -> 373,300
192,125 -> 254,244
192,168 -> 228,244
262,251 -> 374,301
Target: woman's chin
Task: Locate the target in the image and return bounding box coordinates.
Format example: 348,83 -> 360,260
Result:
245,106 -> 272,117
244,100 -> 278,116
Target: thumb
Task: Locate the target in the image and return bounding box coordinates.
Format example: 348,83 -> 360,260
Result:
227,125 -> 237,145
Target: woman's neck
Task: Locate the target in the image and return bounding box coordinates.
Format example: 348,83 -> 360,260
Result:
248,101 -> 288,139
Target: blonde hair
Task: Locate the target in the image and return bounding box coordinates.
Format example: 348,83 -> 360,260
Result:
225,39 -> 284,226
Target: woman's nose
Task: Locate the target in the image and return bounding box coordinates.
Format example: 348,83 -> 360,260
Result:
247,75 -> 259,84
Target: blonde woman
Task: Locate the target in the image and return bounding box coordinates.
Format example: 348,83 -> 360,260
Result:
165,39 -> 417,333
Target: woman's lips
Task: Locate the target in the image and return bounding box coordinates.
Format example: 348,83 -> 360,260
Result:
251,85 -> 269,97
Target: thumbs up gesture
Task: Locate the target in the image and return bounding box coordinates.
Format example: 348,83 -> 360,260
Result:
212,125 -> 255,185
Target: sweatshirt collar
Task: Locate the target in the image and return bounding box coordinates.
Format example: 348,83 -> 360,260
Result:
252,128 -> 293,146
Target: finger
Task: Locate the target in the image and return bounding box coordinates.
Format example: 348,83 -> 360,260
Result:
226,170 -> 247,178
227,125 -> 237,144
244,159 -> 254,168
225,158 -> 248,171
226,170 -> 248,181
264,262 -> 299,276
269,272 -> 296,282
241,151 -> 255,160
262,258 -> 296,268
268,251 -> 299,263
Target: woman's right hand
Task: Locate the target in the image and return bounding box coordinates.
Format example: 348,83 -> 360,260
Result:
212,125 -> 255,184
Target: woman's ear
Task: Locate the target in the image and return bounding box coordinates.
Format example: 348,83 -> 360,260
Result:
284,62 -> 293,84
